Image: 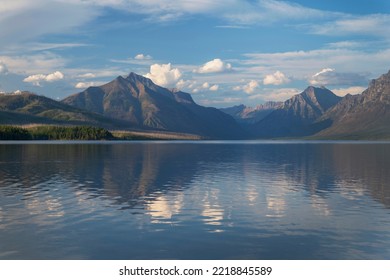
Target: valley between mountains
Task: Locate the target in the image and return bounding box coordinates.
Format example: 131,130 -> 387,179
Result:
2,70 -> 390,140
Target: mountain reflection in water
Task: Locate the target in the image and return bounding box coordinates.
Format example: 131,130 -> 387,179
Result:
0,141 -> 389,259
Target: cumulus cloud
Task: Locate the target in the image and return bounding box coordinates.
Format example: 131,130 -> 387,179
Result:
233,80 -> 259,94
309,68 -> 368,86
194,58 -> 232,74
175,79 -> 197,90
45,71 -> 64,82
75,82 -> 98,89
0,61 -> 8,74
145,63 -> 182,87
202,82 -> 210,89
23,71 -> 64,86
263,71 -> 290,85
190,82 -> 220,93
134,53 -> 152,60
209,84 -> 219,91
244,80 -> 259,94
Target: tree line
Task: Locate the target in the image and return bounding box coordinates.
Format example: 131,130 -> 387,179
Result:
0,125 -> 115,140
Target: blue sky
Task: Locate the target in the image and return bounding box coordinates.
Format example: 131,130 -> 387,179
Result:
1,0 -> 390,107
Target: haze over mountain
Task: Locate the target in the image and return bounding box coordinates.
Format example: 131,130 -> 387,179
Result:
252,86 -> 342,138
62,73 -> 245,139
220,102 -> 282,124
314,70 -> 390,139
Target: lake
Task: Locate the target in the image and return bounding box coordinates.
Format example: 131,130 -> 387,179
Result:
0,141 -> 389,259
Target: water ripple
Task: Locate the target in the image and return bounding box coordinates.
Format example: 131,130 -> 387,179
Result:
1,142 -> 390,259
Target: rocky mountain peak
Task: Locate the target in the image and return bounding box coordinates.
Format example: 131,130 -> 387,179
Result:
364,70 -> 390,102
125,72 -> 153,85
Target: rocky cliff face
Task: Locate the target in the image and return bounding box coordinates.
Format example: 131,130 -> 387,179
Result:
314,70 -> 390,139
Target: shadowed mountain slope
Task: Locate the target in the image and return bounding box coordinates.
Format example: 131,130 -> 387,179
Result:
314,70 -> 390,139
252,86 -> 341,138
63,73 -> 246,139
0,91 -> 125,127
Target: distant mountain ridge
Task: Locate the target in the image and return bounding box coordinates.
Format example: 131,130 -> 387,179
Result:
220,101 -> 282,124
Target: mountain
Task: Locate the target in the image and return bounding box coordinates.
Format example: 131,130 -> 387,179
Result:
314,70 -> 390,139
62,72 -> 245,139
252,86 -> 342,138
0,91 -> 125,127
220,102 -> 282,124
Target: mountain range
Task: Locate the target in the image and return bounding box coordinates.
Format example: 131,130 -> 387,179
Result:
1,70 -> 390,139
62,73 -> 245,139
220,102 -> 282,124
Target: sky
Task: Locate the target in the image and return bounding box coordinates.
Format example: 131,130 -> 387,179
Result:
1,0 -> 390,107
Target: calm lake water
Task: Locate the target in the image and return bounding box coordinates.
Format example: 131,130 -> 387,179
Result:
0,141 -> 389,260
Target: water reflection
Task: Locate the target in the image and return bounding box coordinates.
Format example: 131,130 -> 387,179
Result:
0,142 -> 389,259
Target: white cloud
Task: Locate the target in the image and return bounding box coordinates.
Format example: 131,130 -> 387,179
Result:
332,86 -> 366,97
241,48 -> 390,84
263,71 -> 290,85
243,80 -> 259,94
249,88 -> 300,102
134,53 -> 152,60
209,84 -> 219,91
190,82 -> 220,93
86,0 -> 332,25
176,79 -> 197,90
23,71 -> 64,86
0,53 -> 66,74
63,0 -> 334,25
0,0 -> 98,46
75,81 -> 98,89
0,61 -> 8,74
145,63 -> 182,87
195,58 -> 232,74
45,71 -> 64,82
233,80 -> 259,94
326,41 -> 364,49
312,68 -> 334,77
1,0 -> 387,54
224,0 -> 332,25
310,14 -> 390,38
309,68 -> 368,86
23,74 -> 49,86
77,73 -> 96,78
